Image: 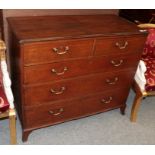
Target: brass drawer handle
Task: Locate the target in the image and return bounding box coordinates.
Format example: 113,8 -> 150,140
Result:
111,59 -> 123,67
52,46 -> 69,55
51,67 -> 68,76
115,41 -> 128,49
101,96 -> 113,104
106,77 -> 118,85
49,108 -> 64,116
50,86 -> 66,95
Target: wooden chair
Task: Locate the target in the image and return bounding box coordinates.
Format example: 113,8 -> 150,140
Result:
149,13 -> 155,23
0,40 -> 17,144
130,26 -> 155,122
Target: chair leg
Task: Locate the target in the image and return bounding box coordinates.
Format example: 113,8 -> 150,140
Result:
9,110 -> 17,144
130,93 -> 143,122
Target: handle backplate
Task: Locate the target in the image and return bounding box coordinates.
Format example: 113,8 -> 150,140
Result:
51,67 -> 68,76
52,46 -> 69,55
101,96 -> 113,104
106,77 -> 119,85
49,108 -> 64,116
115,41 -> 128,49
50,86 -> 66,95
111,59 -> 123,67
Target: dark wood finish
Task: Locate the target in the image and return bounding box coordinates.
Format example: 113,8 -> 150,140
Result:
7,15 -> 143,42
22,130 -> 32,142
0,9 -> 4,39
24,53 -> 142,84
7,15 -> 147,141
22,39 -> 94,65
24,88 -> 129,129
3,9 -> 118,48
24,70 -> 135,106
95,36 -> 146,56
120,104 -> 126,115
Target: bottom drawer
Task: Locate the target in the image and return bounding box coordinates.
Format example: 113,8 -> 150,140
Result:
24,87 -> 129,129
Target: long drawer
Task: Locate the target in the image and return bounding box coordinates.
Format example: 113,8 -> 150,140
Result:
94,35 -> 146,56
23,70 -> 135,106
23,53 -> 140,84
24,87 -> 129,129
23,39 -> 94,65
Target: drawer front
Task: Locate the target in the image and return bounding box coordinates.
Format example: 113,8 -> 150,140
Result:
23,39 -> 94,65
105,53 -> 140,72
94,36 -> 146,56
24,88 -> 129,128
24,53 -> 140,84
24,70 -> 135,106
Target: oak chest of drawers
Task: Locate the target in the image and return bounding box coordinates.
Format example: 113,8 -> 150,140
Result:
7,14 -> 146,142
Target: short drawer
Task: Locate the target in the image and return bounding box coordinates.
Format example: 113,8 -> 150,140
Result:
24,88 -> 129,128
24,53 -> 140,84
23,70 -> 135,106
105,52 -> 140,72
94,35 -> 146,56
23,39 -> 94,65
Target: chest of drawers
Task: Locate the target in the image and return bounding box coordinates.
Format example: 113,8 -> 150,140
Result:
7,14 -> 146,142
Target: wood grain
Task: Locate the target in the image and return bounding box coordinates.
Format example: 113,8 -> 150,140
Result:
23,39 -> 94,65
24,87 -> 129,129
24,70 -> 135,106
23,54 -> 141,85
7,15 -> 144,43
8,14 -> 146,141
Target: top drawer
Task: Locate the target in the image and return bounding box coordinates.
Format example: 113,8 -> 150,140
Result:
94,35 -> 146,56
22,39 -> 94,65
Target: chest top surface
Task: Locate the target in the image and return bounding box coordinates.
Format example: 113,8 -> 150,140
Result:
7,14 -> 146,43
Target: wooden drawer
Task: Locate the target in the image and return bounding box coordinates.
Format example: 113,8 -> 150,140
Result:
24,70 -> 135,106
24,53 -> 140,84
24,87 -> 129,128
94,35 -> 146,56
23,39 -> 94,65
105,53 -> 140,72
